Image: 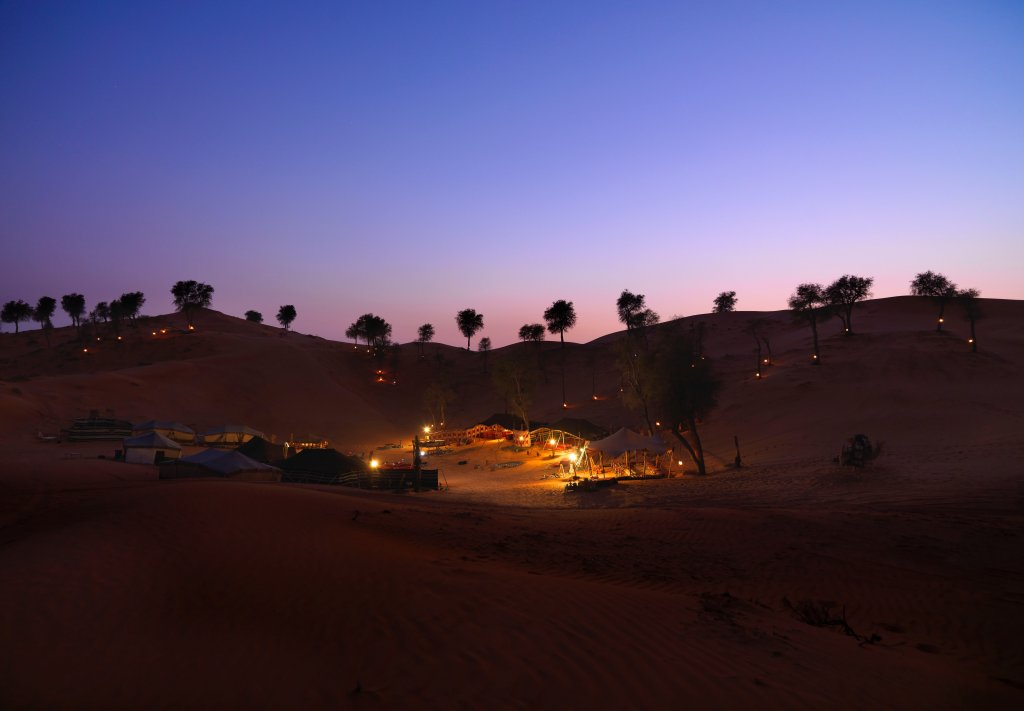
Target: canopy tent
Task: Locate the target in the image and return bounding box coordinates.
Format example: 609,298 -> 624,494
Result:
122,431 -> 182,465
159,449 -> 280,481
587,428 -> 669,457
132,420 -> 195,444
200,424 -> 265,446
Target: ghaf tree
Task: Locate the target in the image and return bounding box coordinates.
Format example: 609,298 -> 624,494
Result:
277,305 -> 297,331
1,300 -> 33,333
171,280 -> 214,328
712,291 -> 737,313
825,275 -> 873,335
61,293 -> 86,328
788,283 -> 828,364
910,271 -> 957,331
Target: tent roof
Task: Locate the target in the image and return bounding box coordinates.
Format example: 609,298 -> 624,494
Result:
177,449 -> 278,475
236,436 -> 287,464
587,427 -> 669,457
202,424 -> 265,437
133,420 -> 194,434
123,431 -> 182,450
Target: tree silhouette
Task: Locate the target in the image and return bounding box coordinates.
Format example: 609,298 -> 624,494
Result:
417,323 -> 434,357
910,271 -> 957,331
276,304 -> 297,331
746,319 -> 768,378
825,275 -> 873,335
92,301 -> 110,324
245,310 -> 263,323
493,353 -> 535,443
423,381 -> 455,428
345,319 -> 364,345
361,314 -> 392,350
713,291 -> 737,313
478,336 -> 492,373
170,280 -> 214,328
544,299 -> 577,405
108,299 -> 126,337
788,283 -> 828,364
544,300 -> 577,344
33,296 -> 56,327
118,291 -> 146,321
652,330 -> 722,476
958,288 -> 982,353
617,290 -> 644,330
616,339 -> 657,435
518,323 -> 544,342
61,293 -> 86,328
1,300 -> 31,333
456,308 -> 484,351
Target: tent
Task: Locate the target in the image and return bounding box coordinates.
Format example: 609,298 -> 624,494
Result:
200,424 -> 265,446
132,420 -> 195,444
587,428 -> 669,457
159,449 -> 280,481
236,436 -> 288,464
122,431 -> 182,465
278,448 -> 367,484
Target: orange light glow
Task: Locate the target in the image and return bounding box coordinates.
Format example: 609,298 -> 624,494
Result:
370,459 -> 379,469
82,348 -> 89,353
549,438 -> 556,446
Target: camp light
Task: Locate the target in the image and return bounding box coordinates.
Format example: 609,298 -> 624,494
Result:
370,459 -> 379,469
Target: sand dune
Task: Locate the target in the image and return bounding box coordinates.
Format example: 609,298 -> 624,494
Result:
1,297 -> 1022,707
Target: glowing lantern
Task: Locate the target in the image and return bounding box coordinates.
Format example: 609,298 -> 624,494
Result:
370,459 -> 379,469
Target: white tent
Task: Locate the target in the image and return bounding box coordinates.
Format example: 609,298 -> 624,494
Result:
132,420 -> 195,444
123,431 -> 182,465
200,424 -> 265,446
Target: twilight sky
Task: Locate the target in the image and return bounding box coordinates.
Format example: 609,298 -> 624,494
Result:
2,1 -> 1022,346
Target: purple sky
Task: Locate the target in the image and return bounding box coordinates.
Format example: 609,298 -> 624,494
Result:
2,1 -> 1022,346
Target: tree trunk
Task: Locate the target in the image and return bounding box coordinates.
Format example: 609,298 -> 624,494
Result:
811,317 -> 821,364
671,421 -> 706,476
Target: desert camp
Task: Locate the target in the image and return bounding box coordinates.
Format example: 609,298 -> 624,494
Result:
2,3 -> 1022,708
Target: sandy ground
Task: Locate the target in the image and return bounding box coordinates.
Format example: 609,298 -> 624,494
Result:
1,298 -> 1023,708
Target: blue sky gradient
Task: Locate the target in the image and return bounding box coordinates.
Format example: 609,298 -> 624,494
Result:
2,1 -> 1022,345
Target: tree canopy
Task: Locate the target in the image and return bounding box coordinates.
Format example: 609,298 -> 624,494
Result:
245,310 -> 263,323
910,271 -> 958,330
788,283 -> 828,363
543,299 -> 577,343
33,296 -> 57,327
118,291 -> 146,320
1,300 -> 33,333
519,323 -> 545,342
825,275 -> 873,335
277,304 -> 297,330
61,293 -> 86,328
713,291 -> 737,313
456,308 -> 484,351
170,280 -> 214,327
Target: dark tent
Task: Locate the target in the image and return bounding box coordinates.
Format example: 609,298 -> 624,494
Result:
548,418 -> 609,442
237,436 -> 288,464
159,449 -> 280,481
278,448 -> 368,484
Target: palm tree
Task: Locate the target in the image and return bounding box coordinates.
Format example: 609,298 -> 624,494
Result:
544,299 -> 577,404
456,309 -> 484,351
